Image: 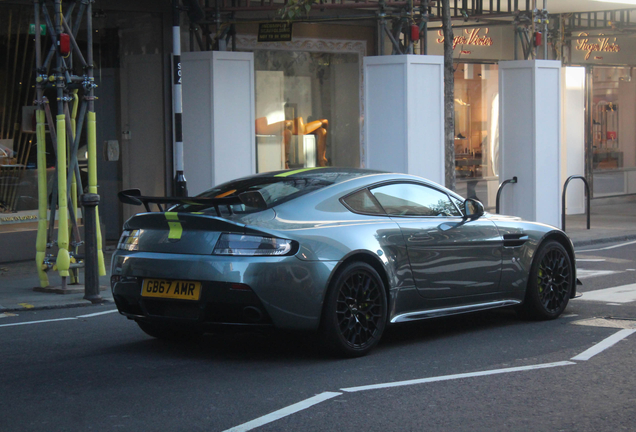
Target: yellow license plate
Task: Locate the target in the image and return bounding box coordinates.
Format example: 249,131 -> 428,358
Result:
141,279 -> 202,300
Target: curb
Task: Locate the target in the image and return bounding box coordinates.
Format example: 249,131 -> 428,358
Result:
571,233 -> 636,248
0,299 -> 114,314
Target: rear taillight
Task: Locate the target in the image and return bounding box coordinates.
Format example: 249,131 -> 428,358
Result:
117,229 -> 141,251
213,233 -> 295,256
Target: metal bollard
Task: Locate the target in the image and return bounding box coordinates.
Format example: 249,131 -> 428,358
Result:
81,193 -> 103,303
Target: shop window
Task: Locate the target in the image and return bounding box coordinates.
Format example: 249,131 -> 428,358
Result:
0,5 -> 50,226
253,51 -> 360,172
592,67 -> 635,171
453,63 -> 499,210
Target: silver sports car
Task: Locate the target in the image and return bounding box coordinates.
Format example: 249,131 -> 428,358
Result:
111,168 -> 577,357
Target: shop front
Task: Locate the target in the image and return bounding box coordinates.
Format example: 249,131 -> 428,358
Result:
568,30 -> 636,198
235,24 -> 374,174
426,24 -> 515,210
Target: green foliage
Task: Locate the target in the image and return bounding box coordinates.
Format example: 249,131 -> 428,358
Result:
278,0 -> 317,20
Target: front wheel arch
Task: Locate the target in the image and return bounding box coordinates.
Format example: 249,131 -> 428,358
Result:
320,251 -> 391,328
320,260 -> 388,357
539,232 -> 577,298
521,239 -> 574,320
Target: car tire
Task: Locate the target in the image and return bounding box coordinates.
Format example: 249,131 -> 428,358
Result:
136,321 -> 202,342
521,240 -> 573,320
321,261 -> 387,358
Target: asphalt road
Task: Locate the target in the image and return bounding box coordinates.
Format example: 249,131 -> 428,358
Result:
1,241 -> 635,432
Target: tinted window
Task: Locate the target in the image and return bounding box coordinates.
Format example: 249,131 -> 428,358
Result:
342,189 -> 385,215
371,183 -> 461,217
451,196 -> 465,216
173,177 -> 331,214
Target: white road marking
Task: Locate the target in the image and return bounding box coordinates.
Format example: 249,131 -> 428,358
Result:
572,317 -> 636,330
577,269 -> 621,279
223,362 -> 576,431
571,329 -> 636,361
223,392 -> 342,432
578,284 -> 636,303
0,308 -> 118,328
340,361 -> 575,393
0,317 -> 77,328
576,240 -> 636,253
76,310 -> 118,318
576,259 -> 606,262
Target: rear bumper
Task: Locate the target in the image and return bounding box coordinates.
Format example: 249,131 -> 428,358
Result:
111,250 -> 336,330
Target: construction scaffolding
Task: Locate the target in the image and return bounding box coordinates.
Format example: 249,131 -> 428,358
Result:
31,0 -> 105,289
183,0 -> 534,55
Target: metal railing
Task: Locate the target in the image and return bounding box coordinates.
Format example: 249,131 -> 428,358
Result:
495,176 -> 517,214
562,175 -> 590,231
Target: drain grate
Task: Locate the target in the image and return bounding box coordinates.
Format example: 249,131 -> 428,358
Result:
572,317 -> 636,329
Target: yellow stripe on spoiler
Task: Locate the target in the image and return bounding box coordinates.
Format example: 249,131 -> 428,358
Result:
275,167 -> 324,177
165,212 -> 183,240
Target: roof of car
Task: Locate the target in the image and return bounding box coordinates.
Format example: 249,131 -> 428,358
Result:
247,167 -> 387,183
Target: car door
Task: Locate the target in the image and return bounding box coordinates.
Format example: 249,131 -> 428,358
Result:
369,182 -> 503,300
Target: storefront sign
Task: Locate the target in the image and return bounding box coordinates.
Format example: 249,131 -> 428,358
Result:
436,28 -> 494,50
258,22 -> 293,42
575,33 -> 620,60
427,26 -> 512,60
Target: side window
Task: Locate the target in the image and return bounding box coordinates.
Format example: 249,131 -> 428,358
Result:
342,189 -> 385,215
451,196 -> 465,216
370,183 -> 461,217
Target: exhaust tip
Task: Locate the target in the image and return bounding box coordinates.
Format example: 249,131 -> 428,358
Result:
243,306 -> 263,323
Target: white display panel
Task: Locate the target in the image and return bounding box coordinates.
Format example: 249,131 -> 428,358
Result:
499,60 -> 562,228
363,55 -> 444,186
182,51 -> 255,195
562,67 -> 586,215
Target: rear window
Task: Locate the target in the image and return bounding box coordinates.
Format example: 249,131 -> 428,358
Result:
341,189 -> 385,215
172,177 -> 332,214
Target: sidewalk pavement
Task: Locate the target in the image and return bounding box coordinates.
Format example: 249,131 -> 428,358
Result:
1,195 -> 636,313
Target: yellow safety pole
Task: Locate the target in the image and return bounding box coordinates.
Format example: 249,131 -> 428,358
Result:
56,114 -> 70,278
34,0 -> 49,287
35,108 -> 49,287
52,0 -> 70,281
70,92 -> 79,222
87,110 -> 105,276
69,91 -> 79,284
86,0 -> 105,277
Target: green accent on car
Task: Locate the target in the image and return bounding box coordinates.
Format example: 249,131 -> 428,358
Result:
165,212 -> 183,239
275,167 -> 324,177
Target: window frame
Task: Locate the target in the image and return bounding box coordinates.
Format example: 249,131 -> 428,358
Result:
340,181 -> 465,218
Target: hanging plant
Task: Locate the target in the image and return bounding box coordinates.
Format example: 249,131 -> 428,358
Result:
278,0 -> 316,21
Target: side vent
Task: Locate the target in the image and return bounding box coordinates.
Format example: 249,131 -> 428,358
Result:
503,234 -> 529,247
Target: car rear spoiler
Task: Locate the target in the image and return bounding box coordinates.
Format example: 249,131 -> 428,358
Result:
117,188 -> 267,215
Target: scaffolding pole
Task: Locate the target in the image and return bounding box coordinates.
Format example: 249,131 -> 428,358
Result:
32,0 -> 104,290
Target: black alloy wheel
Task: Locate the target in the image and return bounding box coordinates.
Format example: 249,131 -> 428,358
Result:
522,240 -> 573,320
321,261 -> 387,357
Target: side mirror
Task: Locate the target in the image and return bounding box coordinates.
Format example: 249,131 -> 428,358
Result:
464,198 -> 484,219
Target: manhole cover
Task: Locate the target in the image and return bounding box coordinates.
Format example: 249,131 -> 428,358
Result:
572,317 -> 636,329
